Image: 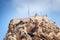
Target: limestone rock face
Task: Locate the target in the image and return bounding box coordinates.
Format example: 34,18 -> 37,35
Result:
4,16 -> 60,40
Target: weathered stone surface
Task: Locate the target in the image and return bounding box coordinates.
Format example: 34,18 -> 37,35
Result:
4,16 -> 60,40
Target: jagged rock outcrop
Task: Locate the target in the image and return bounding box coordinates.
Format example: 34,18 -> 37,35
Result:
4,15 -> 60,40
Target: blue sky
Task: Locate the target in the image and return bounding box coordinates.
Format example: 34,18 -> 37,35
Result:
0,0 -> 60,40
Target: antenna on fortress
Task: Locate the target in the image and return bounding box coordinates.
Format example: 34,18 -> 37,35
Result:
45,14 -> 48,17
28,6 -> 29,18
35,13 -> 38,17
28,3 -> 29,18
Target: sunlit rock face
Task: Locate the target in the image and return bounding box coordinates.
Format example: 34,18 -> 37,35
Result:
4,15 -> 60,40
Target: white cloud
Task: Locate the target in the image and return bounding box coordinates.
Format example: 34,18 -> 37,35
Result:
12,0 -> 60,15
51,0 -> 60,11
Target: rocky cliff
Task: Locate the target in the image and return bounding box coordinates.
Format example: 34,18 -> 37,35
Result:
4,15 -> 60,40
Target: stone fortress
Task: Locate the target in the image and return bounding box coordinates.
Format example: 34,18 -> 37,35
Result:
4,15 -> 60,40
